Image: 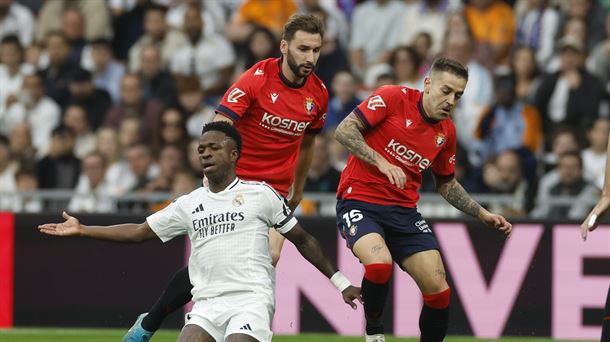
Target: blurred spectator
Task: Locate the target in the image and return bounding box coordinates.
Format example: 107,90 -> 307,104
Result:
582,117 -> 610,189
154,107 -> 189,153
169,2 -> 235,94
175,75 -> 215,138
234,26 -> 278,77
301,0 -> 349,50
348,0 -> 406,77
68,151 -> 116,213
465,0 -> 515,68
226,0 -> 298,43
61,7 -> 87,64
128,4 -> 188,72
476,74 -> 543,162
118,117 -> 142,151
555,0 -> 607,51
95,127 -> 129,196
67,68 -> 112,130
0,35 -> 32,112
324,70 -> 361,131
511,46 -> 541,102
326,130 -> 347,170
186,137 -> 202,179
390,45 -> 424,89
586,12 -> 610,91
104,73 -> 164,143
413,32 -> 434,71
139,44 -> 176,105
8,123 -> 35,163
143,144 -> 185,192
307,3 -> 350,88
124,142 -> 159,193
36,1 -> 112,42
531,151 -> 597,219
0,135 -> 16,209
110,0 -> 145,60
544,16 -> 588,72
515,0 -> 560,67
304,135 -> 341,192
2,73 -> 61,156
39,31 -> 81,108
36,125 -> 80,189
396,0 -> 457,56
0,0 -> 35,47
63,104 -> 96,158
543,125 -> 580,171
533,36 -> 606,149
171,170 -> 198,195
481,150 -> 529,217
24,42 -> 44,70
166,0 -> 226,36
443,30 -> 494,166
12,168 -> 42,212
82,38 -> 125,103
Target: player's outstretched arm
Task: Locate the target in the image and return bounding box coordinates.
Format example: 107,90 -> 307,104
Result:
282,223 -> 363,309
335,113 -> 406,189
38,211 -> 158,243
580,135 -> 610,241
434,174 -> 512,238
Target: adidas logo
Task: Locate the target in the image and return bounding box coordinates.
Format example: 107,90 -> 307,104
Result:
239,323 -> 252,331
191,203 -> 204,214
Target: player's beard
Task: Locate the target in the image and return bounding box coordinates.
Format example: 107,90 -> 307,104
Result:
286,51 -> 314,79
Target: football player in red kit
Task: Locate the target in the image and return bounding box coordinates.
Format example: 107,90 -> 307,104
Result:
122,14 -> 329,342
334,58 -> 512,342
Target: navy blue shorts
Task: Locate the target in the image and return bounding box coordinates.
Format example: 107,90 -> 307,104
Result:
336,199 -> 439,265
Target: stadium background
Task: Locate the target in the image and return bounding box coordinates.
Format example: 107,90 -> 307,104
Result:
0,0 -> 609,340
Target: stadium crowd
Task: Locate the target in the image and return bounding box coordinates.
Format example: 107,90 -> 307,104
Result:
0,0 -> 609,218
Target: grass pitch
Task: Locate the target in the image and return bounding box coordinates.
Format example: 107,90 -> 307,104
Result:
0,328 -> 595,342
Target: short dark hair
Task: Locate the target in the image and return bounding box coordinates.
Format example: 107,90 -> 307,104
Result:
201,122 -> 242,159
51,125 -> 76,138
90,38 -> 113,50
282,14 -> 324,42
430,57 -> 468,81
0,134 -> 8,147
1,35 -> 22,51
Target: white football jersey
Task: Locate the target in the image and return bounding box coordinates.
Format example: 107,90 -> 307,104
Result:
147,177 -> 297,302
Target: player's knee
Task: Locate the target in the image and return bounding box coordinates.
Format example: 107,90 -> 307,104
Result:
364,263 -> 393,284
423,287 -> 451,309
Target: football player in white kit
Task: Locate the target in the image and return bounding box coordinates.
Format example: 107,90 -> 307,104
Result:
38,122 -> 362,342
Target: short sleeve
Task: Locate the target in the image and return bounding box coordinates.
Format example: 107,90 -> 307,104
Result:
146,196 -> 189,242
353,86 -> 398,129
431,126 -> 457,177
305,84 -> 329,135
260,184 -> 297,234
215,71 -> 254,121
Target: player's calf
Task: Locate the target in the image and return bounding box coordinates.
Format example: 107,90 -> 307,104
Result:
362,263 -> 393,335
419,287 -> 451,342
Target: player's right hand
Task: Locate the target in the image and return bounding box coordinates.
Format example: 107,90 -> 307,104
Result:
38,211 -> 83,237
342,285 -> 363,310
377,159 -> 406,189
580,195 -> 610,241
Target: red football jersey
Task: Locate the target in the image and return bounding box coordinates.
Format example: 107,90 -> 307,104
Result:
337,85 -> 456,208
216,58 -> 328,196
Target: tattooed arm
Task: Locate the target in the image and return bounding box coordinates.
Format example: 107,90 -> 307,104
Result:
434,174 -> 513,237
335,113 -> 406,189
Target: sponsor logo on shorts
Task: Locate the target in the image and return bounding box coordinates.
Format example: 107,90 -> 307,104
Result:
349,225 -> 357,236
240,323 -> 253,331
415,219 -> 431,233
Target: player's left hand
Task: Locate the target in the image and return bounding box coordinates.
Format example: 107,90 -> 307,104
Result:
342,285 -> 363,310
480,211 -> 512,238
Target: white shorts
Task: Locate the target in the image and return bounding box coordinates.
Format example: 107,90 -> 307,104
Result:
185,293 -> 274,342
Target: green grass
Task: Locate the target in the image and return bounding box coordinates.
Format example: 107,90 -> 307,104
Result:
0,328 -> 594,342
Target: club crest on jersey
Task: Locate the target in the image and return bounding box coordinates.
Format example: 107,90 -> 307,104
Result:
434,133 -> 446,147
304,97 -> 315,114
233,193 -> 245,207
349,225 -> 357,236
